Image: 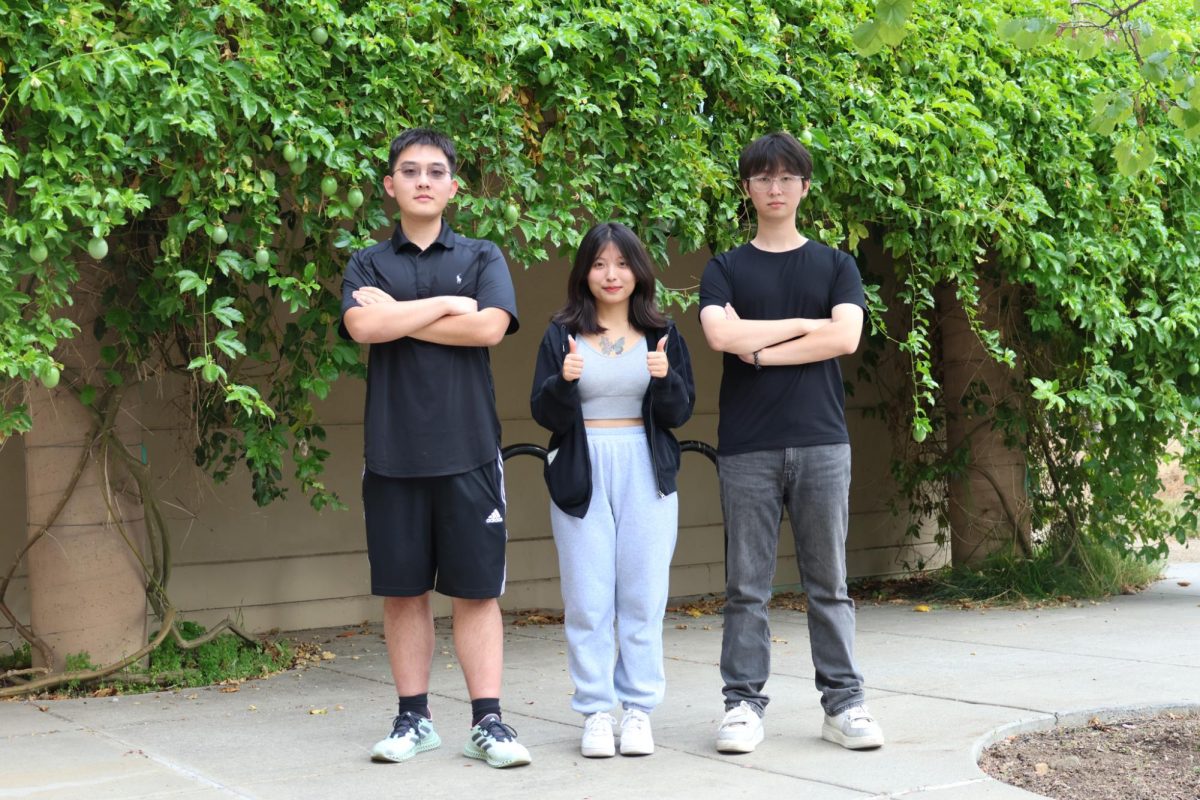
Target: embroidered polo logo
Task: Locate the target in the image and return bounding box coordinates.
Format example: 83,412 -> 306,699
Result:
456,274 -> 462,284
485,509 -> 503,524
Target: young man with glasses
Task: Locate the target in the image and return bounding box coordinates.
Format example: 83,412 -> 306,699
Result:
698,131 -> 884,754
340,128 -> 530,768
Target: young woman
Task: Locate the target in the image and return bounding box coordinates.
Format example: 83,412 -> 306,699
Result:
531,222 -> 695,758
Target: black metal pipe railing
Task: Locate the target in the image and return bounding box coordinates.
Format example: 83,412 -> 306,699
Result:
679,439 -> 717,465
500,443 -> 548,461
501,440 -> 717,466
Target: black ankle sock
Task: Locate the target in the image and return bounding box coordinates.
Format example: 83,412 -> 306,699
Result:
398,694 -> 430,719
471,698 -> 501,726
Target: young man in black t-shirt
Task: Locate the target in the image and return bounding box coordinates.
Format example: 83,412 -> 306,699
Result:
339,128 -> 530,768
698,132 -> 884,754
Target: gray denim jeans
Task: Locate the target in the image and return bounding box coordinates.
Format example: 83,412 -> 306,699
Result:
718,444 -> 864,716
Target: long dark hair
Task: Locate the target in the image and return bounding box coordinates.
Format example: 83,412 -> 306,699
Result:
551,222 -> 668,336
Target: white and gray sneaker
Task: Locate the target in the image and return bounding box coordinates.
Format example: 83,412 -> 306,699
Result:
821,704 -> 884,750
716,701 -> 764,753
619,709 -> 654,756
371,711 -> 441,762
581,712 -> 616,758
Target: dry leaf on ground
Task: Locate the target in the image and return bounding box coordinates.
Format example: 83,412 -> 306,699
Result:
511,611 -> 565,626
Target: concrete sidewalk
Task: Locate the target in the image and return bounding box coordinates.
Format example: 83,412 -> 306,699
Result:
3,562 -> 1199,800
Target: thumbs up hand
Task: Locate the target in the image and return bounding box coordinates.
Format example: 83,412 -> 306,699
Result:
647,335 -> 669,378
562,335 -> 584,381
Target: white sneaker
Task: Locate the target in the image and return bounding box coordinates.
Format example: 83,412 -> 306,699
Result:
822,704 -> 884,750
716,701 -> 764,753
580,712 -> 616,758
619,709 -> 654,756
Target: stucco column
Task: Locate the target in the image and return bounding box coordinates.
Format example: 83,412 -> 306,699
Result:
936,274 -> 1031,567
23,262 -> 147,671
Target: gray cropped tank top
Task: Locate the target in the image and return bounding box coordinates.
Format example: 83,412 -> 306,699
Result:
577,335 -> 650,419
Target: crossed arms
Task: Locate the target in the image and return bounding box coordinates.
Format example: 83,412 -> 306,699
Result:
698,302 -> 863,366
342,286 -> 510,347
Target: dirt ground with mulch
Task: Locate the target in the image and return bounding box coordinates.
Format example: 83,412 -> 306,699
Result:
982,538 -> 1200,800
979,711 -> 1200,800
978,453 -> 1199,799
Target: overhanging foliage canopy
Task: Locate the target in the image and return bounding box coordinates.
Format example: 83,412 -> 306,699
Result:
2,0 -> 1198,555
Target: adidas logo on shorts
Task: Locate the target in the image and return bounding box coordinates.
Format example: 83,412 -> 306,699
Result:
485,508 -> 504,524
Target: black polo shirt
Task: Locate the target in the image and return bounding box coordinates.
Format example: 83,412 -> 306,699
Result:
339,221 -> 519,478
699,239 -> 865,455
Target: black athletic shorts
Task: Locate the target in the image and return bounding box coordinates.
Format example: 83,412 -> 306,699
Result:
362,456 -> 508,598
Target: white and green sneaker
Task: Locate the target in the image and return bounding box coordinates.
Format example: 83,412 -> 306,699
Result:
463,714 -> 532,768
371,711 -> 441,762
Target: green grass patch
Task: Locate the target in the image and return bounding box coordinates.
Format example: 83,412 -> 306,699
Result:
927,540 -> 1163,604
129,620 -> 294,691
144,620 -> 292,687
0,642 -> 31,672
62,652 -> 98,692
2,621 -> 294,697
849,539 -> 1164,607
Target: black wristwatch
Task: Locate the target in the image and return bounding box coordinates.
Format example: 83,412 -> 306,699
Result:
753,350 -> 762,370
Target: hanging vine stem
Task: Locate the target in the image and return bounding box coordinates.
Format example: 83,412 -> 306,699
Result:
103,389 -> 172,607
1,382 -> 260,696
1031,418 -> 1087,569
105,436 -> 173,616
87,386 -> 172,619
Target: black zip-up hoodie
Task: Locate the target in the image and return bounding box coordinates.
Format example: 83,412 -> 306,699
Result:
530,321 -> 696,518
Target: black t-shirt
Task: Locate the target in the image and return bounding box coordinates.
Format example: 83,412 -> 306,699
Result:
699,240 -> 865,455
339,221 -> 519,478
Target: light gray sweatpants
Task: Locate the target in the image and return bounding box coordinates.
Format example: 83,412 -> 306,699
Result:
550,426 -> 679,715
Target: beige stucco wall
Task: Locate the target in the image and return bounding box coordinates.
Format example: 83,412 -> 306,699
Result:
0,244 -> 941,649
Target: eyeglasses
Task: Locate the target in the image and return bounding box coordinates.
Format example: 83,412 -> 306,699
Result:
392,165 -> 452,182
746,175 -> 806,191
